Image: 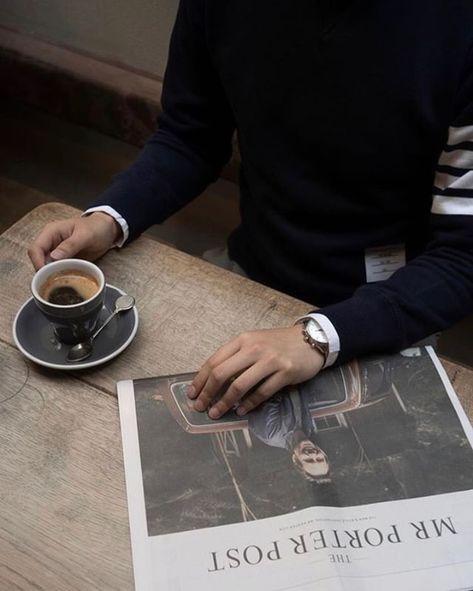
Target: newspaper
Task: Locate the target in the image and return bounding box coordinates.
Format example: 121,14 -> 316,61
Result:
117,347 -> 473,590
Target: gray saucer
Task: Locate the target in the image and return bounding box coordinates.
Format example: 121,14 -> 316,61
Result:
13,284 -> 138,370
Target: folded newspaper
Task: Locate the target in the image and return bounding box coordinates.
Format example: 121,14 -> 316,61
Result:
117,347 -> 473,590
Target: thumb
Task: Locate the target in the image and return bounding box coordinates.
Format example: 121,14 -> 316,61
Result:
50,237 -> 80,260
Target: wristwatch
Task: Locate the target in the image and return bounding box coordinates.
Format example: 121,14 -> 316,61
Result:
301,319 -> 329,363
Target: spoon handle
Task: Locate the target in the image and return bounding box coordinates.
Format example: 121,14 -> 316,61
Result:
92,310 -> 118,340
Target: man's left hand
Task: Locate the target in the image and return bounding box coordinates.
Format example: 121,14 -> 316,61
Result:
187,326 -> 324,419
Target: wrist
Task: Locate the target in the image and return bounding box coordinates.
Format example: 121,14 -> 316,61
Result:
287,325 -> 325,372
299,319 -> 329,365
90,212 -> 122,244
294,313 -> 340,368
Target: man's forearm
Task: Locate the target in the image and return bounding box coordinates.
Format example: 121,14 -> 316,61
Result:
88,0 -> 235,242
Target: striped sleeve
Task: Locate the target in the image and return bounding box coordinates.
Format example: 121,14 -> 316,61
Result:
318,58 -> 473,364
432,123 -> 473,216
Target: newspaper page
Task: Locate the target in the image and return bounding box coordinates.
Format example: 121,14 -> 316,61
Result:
117,347 -> 473,591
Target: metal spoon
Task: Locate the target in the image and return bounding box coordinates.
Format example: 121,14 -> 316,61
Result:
66,294 -> 135,362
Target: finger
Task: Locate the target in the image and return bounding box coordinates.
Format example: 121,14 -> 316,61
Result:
235,371 -> 289,416
28,243 -> 47,270
192,349 -> 254,412
28,222 -> 71,270
50,232 -> 85,260
208,360 -> 278,419
188,338 -> 242,399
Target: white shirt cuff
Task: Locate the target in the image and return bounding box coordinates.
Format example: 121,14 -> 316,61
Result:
295,313 -> 340,368
82,206 -> 129,247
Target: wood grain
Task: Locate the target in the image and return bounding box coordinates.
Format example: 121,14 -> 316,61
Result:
0,342 -> 133,590
1,203 -> 473,591
442,359 -> 473,421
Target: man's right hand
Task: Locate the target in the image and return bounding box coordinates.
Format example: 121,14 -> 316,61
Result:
28,212 -> 122,270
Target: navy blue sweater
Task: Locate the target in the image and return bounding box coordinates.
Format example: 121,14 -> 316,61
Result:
94,0 -> 473,364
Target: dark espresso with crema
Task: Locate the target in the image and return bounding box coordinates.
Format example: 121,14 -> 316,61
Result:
39,269 -> 99,305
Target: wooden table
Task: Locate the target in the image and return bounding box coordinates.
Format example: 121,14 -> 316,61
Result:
1,203 -> 473,590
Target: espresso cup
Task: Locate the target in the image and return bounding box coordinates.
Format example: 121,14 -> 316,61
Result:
31,259 -> 106,345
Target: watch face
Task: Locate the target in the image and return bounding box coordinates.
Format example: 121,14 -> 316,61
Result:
306,320 -> 328,344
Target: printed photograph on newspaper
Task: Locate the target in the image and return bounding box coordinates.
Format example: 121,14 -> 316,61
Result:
118,347 -> 473,591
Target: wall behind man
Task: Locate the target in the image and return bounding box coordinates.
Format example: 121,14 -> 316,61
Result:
0,0 -> 178,78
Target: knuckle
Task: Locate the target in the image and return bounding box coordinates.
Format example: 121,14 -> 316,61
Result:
265,352 -> 278,366
209,366 -> 225,384
239,331 -> 252,344
228,380 -> 244,398
206,358 -> 218,371
280,359 -> 295,375
249,343 -> 263,357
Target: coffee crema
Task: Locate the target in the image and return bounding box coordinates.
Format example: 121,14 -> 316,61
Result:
39,269 -> 99,305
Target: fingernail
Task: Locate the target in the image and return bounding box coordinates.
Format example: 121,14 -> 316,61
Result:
187,385 -> 196,398
209,407 -> 220,419
193,400 -> 205,412
236,406 -> 247,416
